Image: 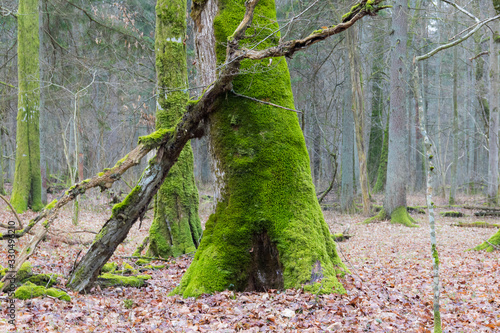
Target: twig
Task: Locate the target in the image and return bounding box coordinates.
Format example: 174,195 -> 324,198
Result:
231,90 -> 302,113
470,51 -> 489,61
415,14 -> 500,62
441,0 -> 479,23
0,194 -> 23,229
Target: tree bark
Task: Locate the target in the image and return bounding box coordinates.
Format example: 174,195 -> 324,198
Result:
449,16 -> 459,205
488,14 -> 499,205
384,0 -> 416,226
347,25 -> 370,215
11,0 -> 43,213
341,46 -> 355,213
173,0 -> 346,297
146,0 -> 202,258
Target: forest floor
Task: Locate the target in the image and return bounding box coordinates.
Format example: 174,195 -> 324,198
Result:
0,186 -> 498,332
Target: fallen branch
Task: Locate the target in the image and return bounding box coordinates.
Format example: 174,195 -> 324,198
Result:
452,222 -> 500,228
0,194 -> 23,229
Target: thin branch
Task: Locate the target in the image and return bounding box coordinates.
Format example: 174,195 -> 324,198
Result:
0,81 -> 16,89
416,14 -> 500,62
237,0 -> 387,60
470,51 -> 489,61
441,0 -> 479,23
0,194 -> 23,229
231,90 -> 302,113
62,0 -> 153,52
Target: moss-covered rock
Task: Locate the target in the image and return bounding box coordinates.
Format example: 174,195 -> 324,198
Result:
115,263 -> 138,275
46,288 -> 71,301
14,282 -> 70,301
97,273 -> 151,288
26,274 -> 59,287
17,261 -> 33,281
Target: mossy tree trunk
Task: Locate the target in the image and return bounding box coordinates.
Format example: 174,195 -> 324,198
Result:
11,0 -> 43,213
367,31 -> 385,186
146,0 -> 202,258
173,0 -> 346,297
372,116 -> 388,193
383,0 -> 416,226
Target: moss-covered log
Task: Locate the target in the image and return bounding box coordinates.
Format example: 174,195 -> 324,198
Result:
474,229 -> 500,252
147,0 -> 202,258
172,0 -> 348,298
11,0 -> 43,213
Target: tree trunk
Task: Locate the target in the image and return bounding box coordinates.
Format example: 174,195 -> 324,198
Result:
367,30 -> 385,186
347,25 -> 370,215
488,15 -> 499,205
11,0 -> 43,213
146,0 -> 202,258
373,117 -> 389,193
173,0 -> 346,297
341,47 -> 355,213
449,17 -> 459,205
384,0 -> 416,226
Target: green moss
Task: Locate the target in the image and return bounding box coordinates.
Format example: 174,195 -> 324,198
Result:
111,186 -> 142,217
0,265 -> 6,277
101,262 -> 118,273
174,0 -> 346,298
17,261 -> 33,281
440,211 -> 464,218
143,264 -> 166,270
46,288 -> 71,301
26,274 -> 58,287
15,281 -> 70,301
113,154 -> 129,168
303,277 -> 343,294
14,282 -> 45,300
116,263 -> 138,275
97,273 -> 151,288
147,0 -> 202,260
362,208 -> 386,224
10,0 -> 43,213
473,229 -> 500,252
390,206 -> 419,227
431,244 -> 439,266
138,128 -> 173,150
372,116 -> 389,193
135,259 -> 151,266
44,199 -> 57,210
124,299 -> 134,309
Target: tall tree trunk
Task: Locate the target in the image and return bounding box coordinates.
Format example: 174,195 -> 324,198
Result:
383,0 -> 416,226
341,47 -> 355,213
488,5 -> 500,205
367,31 -> 385,186
449,17 -> 459,205
346,25 -> 370,215
11,0 -> 43,213
145,0 -> 203,258
39,0 -> 48,205
173,0 -> 346,297
372,117 -> 389,193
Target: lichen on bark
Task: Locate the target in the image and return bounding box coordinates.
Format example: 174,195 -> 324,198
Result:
172,0 -> 346,298
11,0 -> 43,213
146,0 -> 202,258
